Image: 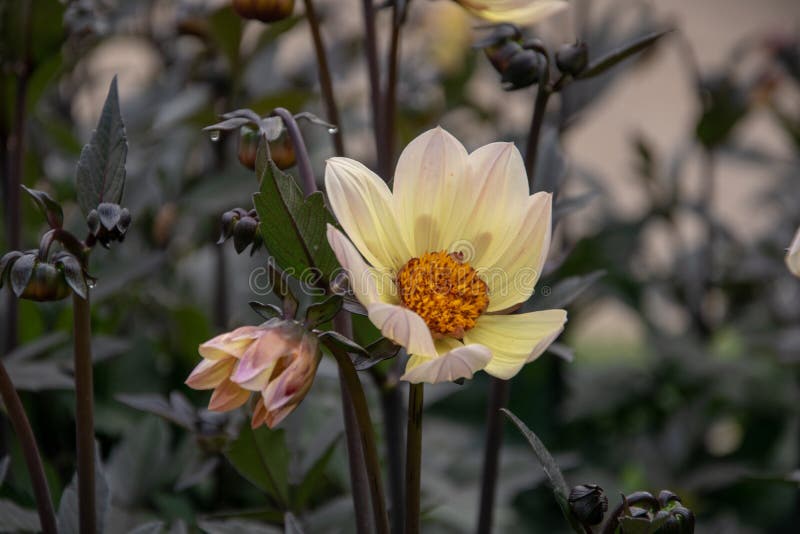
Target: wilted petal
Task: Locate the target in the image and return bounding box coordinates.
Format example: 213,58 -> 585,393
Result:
367,302 -> 437,357
185,357 -> 236,390
401,339 -> 491,384
208,378 -> 251,412
325,157 -> 411,271
464,309 -> 567,379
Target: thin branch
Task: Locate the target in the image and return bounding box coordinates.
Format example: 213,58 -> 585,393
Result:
73,292 -> 96,534
405,382 -> 424,534
272,107 -> 317,196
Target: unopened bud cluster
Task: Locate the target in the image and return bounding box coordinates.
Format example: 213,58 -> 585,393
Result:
219,208 -> 263,254
0,250 -> 91,302
86,202 -> 131,248
568,484 -> 608,526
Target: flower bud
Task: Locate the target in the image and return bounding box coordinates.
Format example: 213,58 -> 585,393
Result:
0,252 -> 71,302
232,0 -> 295,23
787,226 -> 800,277
233,215 -> 259,254
237,126 -> 260,170
556,41 -> 589,76
655,506 -> 695,534
270,131 -> 296,170
500,49 -> 544,90
186,320 -> 321,428
568,484 -> 608,526
86,203 -> 131,248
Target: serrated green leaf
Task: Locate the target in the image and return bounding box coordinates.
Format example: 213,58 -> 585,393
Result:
304,295 -> 342,328
294,435 -> 341,509
22,185 -> 63,228
75,76 -> 127,215
577,30 -> 671,80
0,499 -> 41,532
253,161 -> 338,283
57,442 -> 110,534
224,424 -> 290,507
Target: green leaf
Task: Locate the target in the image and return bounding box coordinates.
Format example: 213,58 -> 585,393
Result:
107,418 -> 171,506
116,392 -> 197,430
75,76 -> 128,215
304,295 -> 342,328
524,270 -> 606,312
250,301 -> 284,321
57,442 -> 110,534
501,409 -> 584,533
352,337 -> 400,371
224,424 -> 290,507
22,185 -> 63,228
0,499 -> 41,532
577,30 -> 671,80
253,161 -> 339,283
294,435 -> 341,509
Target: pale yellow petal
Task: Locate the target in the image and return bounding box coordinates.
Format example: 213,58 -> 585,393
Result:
185,357 -> 235,390
367,302 -> 437,357
464,309 -> 567,379
463,142 -> 529,271
327,225 -> 398,306
325,157 -> 411,271
484,192 -> 552,312
392,127 -> 470,256
401,338 -> 491,384
787,226 -> 800,277
208,378 -> 251,412
462,0 -> 568,25
198,326 -> 260,360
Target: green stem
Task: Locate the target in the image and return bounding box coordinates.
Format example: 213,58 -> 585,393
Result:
0,359 -> 57,534
524,86 -> 552,189
359,0 -> 387,179
333,315 -> 373,534
272,107 -> 317,196
303,0 -> 345,156
381,0 -> 407,180
328,341 -> 390,534
405,383 -> 424,534
73,293 -> 95,534
475,378 -> 510,534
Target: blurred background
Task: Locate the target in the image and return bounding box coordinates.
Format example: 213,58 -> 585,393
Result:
1,0 -> 800,532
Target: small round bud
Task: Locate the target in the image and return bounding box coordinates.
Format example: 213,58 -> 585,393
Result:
232,0 -> 295,23
556,41 -> 589,76
501,50 -> 544,90
238,126 -> 260,170
270,132 -> 296,170
655,506 -> 695,534
233,216 -> 259,254
484,40 -> 523,76
568,484 -> 608,526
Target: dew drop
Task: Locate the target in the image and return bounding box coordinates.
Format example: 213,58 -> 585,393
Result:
327,127 -> 338,134
209,130 -> 221,142
87,279 -> 97,289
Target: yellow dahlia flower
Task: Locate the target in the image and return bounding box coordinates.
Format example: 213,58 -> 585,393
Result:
186,320 -> 320,428
788,226 -> 800,277
325,127 -> 567,384
454,0 -> 568,25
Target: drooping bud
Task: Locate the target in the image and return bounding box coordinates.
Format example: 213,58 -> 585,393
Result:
186,319 -> 321,429
0,251 -> 82,302
231,0 -> 295,24
86,202 -> 132,248
568,484 -> 608,526
233,216 -> 259,254
237,126 -> 260,170
479,24 -> 546,90
556,40 -> 589,76
270,131 -> 296,170
500,49 -> 545,90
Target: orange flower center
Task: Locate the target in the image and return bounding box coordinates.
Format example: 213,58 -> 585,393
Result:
396,250 -> 489,338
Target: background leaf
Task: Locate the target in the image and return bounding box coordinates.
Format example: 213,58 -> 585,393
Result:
75,76 -> 128,215
224,424 -> 290,507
